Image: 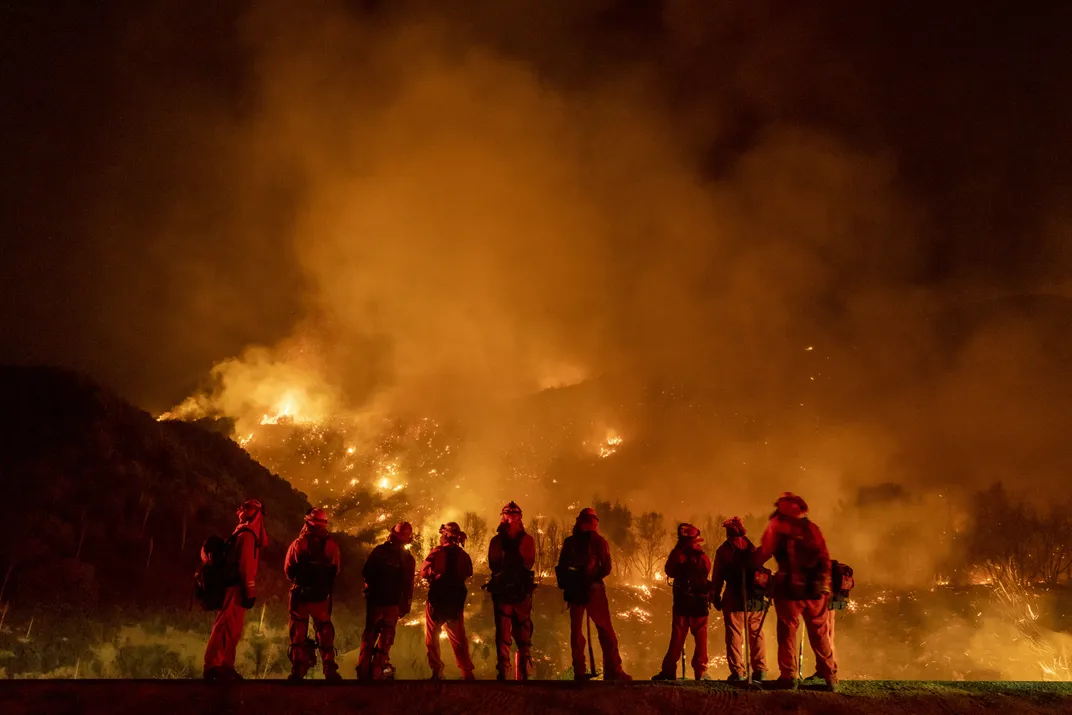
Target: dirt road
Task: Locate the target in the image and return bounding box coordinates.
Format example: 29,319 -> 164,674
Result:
3,680 -> 1072,715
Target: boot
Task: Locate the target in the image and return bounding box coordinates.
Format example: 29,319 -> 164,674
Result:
752,670 -> 767,682
205,666 -> 242,682
462,671 -> 476,681
604,669 -> 632,681
770,676 -> 798,690
322,662 -> 342,682
726,673 -> 744,683
650,671 -> 676,681
804,671 -> 823,683
825,675 -> 839,693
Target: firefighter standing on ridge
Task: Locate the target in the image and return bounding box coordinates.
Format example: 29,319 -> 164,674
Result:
284,507 -> 341,681
755,493 -> 838,692
203,499 -> 267,681
357,521 -> 416,680
486,501 -> 537,680
557,507 -> 632,681
711,517 -> 767,682
652,523 -> 710,681
421,522 -> 476,680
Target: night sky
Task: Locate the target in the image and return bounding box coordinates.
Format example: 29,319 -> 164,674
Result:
2,0 -> 1070,417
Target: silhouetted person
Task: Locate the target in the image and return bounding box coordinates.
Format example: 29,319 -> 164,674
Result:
652,523 -> 711,680
557,507 -> 631,681
421,522 -> 476,680
486,501 -> 536,680
711,517 -> 767,681
203,499 -> 267,681
755,493 -> 837,692
357,521 -> 416,680
284,507 -> 341,681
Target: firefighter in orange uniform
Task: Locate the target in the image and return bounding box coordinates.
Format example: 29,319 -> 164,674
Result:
755,493 -> 837,692
711,517 -> 767,681
652,523 -> 711,680
421,522 -> 476,680
284,507 -> 341,681
558,507 -> 632,681
486,502 -> 537,680
357,521 -> 416,680
203,499 -> 267,681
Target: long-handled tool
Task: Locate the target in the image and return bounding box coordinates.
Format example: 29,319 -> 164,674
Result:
742,566 -> 750,685
587,612 -> 600,679
797,628 -> 804,685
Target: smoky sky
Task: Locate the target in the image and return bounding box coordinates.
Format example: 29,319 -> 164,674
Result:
3,0 -> 1072,531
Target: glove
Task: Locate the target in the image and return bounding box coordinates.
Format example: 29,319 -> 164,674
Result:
241,595 -> 256,609
711,595 -> 723,611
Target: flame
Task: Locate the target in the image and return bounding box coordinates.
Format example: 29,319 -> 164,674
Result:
599,431 -> 623,459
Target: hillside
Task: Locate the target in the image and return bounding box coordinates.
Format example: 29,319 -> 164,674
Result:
0,366 -> 314,611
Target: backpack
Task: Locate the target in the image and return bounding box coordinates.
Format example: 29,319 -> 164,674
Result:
671,549 -> 711,615
428,546 -> 468,620
194,527 -> 252,611
484,532 -> 535,604
555,532 -> 594,606
781,518 -> 825,599
364,543 -> 407,607
830,560 -> 854,610
290,534 -> 338,603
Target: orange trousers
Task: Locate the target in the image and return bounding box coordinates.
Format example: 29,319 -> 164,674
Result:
658,614 -> 708,678
493,596 -> 533,679
424,602 -> 475,678
569,584 -> 624,677
357,605 -> 401,679
723,609 -> 766,677
204,586 -> 247,670
774,596 -> 836,679
288,597 -> 335,676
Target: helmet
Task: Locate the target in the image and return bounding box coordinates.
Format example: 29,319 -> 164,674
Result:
677,523 -> 699,539
501,501 -> 523,517
237,499 -> 264,521
722,516 -> 745,536
439,522 -> 467,546
391,521 -> 414,544
578,507 -> 598,521
774,492 -> 808,518
305,507 -> 328,527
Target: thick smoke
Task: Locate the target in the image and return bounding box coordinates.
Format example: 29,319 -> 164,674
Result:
5,2 -> 1072,589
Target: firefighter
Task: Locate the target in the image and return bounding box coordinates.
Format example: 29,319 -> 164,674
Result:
558,507 -> 631,681
711,517 -> 767,682
421,522 -> 476,680
357,521 -> 416,680
284,507 -> 341,681
486,501 -> 537,680
652,523 -> 710,681
203,499 -> 267,681
755,493 -> 838,692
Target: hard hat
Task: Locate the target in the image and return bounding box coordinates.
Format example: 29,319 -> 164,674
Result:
305,507 -> 328,527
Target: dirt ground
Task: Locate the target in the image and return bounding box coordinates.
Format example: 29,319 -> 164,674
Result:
2,680 -> 1072,715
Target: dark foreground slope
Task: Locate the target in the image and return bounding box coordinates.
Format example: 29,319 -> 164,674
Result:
3,681 -> 1072,715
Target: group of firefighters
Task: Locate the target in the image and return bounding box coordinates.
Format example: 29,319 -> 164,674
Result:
201,493 -> 841,692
